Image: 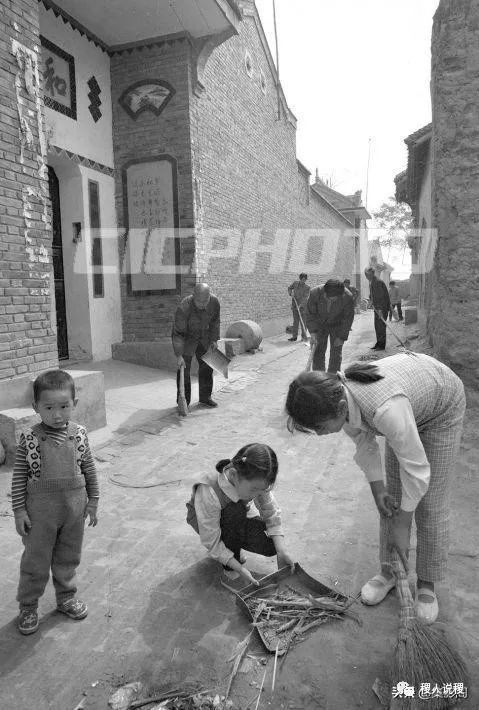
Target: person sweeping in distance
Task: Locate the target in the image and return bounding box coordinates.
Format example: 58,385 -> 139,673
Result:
284,353 -> 465,624
186,443 -> 295,593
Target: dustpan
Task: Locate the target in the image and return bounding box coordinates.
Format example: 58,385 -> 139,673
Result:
201,347 -> 231,378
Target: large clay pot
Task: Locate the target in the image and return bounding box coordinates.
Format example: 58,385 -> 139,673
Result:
225,320 -> 263,350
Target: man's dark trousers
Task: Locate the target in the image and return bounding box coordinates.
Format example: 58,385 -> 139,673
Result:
374,306 -> 389,348
312,329 -> 344,372
176,343 -> 213,405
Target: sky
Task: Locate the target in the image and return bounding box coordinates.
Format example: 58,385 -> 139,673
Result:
255,0 -> 438,217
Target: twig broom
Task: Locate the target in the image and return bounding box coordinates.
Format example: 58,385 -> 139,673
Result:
177,363 -> 188,417
389,550 -> 468,709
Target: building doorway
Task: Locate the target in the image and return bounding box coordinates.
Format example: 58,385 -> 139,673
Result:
47,166 -> 69,360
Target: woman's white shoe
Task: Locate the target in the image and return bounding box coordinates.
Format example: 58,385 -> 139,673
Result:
361,573 -> 396,605
415,588 -> 438,624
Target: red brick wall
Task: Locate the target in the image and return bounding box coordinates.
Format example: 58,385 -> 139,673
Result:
191,11 -> 355,330
0,0 -> 58,382
110,39 -> 196,342
110,13 -> 354,342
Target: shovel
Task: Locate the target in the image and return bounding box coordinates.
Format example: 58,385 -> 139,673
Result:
178,363 -> 188,417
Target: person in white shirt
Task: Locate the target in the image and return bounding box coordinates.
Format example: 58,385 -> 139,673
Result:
186,443 -> 295,593
285,353 -> 465,624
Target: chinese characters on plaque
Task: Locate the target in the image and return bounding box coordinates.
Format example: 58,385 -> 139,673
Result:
40,36 -> 77,120
123,157 -> 179,293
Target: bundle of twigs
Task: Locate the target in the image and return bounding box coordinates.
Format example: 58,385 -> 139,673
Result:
389,550 -> 469,709
244,586 -> 359,654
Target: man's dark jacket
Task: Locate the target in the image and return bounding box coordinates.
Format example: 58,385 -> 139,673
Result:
306,287 -> 354,341
172,295 -> 220,357
369,276 -> 391,309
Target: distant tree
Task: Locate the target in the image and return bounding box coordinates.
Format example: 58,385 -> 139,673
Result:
372,197 -> 413,250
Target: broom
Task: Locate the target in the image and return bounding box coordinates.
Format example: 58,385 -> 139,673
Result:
389,549 -> 469,709
177,363 -> 188,417
292,296 -> 310,341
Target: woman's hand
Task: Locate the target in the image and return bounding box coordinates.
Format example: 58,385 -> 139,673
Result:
272,537 -> 295,573
370,480 -> 398,517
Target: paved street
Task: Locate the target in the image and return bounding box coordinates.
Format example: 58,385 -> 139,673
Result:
0,313 -> 477,710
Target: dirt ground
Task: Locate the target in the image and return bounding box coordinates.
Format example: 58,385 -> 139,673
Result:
0,313 -> 477,710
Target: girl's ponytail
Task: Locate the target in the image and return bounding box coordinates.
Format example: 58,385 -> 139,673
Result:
231,444 -> 278,485
215,458 -> 231,473
344,361 -> 384,383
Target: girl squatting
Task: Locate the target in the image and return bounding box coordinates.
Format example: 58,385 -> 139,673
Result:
187,443 -> 294,592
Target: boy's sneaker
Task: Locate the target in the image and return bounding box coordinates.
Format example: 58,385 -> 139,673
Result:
56,598 -> 88,620
17,609 -> 39,635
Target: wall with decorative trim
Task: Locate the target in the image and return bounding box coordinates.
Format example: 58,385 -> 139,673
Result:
110,38 -> 196,342
39,3 -> 114,168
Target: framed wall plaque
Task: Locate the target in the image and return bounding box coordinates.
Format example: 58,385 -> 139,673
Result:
40,36 -> 77,120
122,155 -> 180,294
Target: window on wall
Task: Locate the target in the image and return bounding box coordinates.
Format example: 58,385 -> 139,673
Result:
88,180 -> 104,298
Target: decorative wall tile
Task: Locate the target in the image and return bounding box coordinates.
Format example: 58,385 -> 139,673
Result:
87,75 -> 102,122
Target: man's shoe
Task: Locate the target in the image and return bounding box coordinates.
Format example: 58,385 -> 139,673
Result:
370,344 -> 380,350
288,337 -> 297,342
199,398 -> 218,408
361,573 -> 396,605
416,588 -> 438,624
56,598 -> 88,620
17,609 -> 39,635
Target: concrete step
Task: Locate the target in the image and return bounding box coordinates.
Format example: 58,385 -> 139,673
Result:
0,370 -> 106,467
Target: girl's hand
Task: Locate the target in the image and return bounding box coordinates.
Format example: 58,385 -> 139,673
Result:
84,502 -> 98,527
277,550 -> 295,574
239,567 -> 259,587
273,537 -> 295,573
14,509 -> 31,536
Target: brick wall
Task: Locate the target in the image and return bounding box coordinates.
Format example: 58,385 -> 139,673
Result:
191,10 -> 355,331
110,9 -> 354,342
0,0 -> 58,384
110,39 -> 196,342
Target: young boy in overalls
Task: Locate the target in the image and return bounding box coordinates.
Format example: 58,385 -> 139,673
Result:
11,370 -> 99,635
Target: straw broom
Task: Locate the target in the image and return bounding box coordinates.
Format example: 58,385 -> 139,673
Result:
177,363 -> 188,417
389,550 -> 469,709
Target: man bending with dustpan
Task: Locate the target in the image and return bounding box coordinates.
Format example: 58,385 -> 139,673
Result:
172,283 -> 220,410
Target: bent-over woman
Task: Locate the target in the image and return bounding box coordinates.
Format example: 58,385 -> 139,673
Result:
285,353 -> 465,624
